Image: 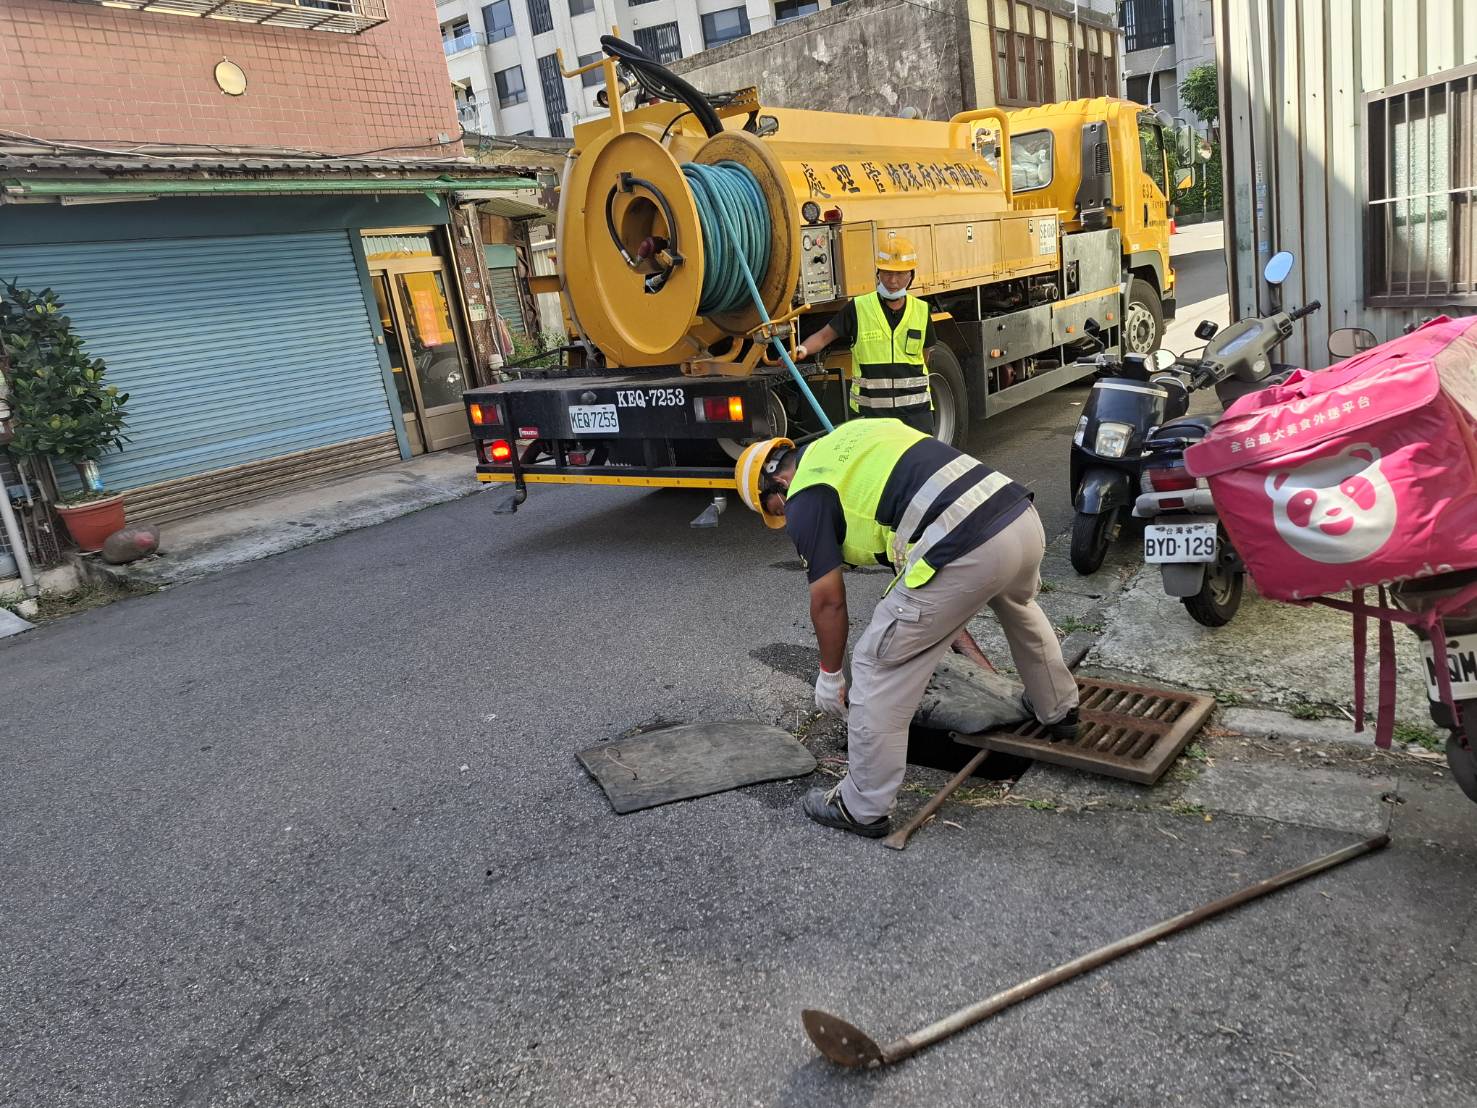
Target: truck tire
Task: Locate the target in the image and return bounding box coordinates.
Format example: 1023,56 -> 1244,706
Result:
1125,278 -> 1164,354
928,344 -> 969,449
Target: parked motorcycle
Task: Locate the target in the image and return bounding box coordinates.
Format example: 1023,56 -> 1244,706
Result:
1134,251 -> 1320,626
1068,345 -> 1178,574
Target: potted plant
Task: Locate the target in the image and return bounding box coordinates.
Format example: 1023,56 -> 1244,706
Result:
0,281 -> 130,552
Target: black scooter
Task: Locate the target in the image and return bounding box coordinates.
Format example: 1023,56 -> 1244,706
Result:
1068,342 -> 1180,574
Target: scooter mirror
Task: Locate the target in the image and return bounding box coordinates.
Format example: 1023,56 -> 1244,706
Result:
1193,319 -> 1219,340
1327,327 -> 1378,359
1263,251 -> 1295,286
1149,348 -> 1176,371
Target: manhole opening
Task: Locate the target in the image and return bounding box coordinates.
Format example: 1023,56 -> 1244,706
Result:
907,724 -> 1034,781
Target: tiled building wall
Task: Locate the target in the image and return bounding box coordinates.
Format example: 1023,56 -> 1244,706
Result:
0,0 -> 462,156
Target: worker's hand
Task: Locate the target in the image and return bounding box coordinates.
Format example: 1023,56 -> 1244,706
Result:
794,343 -> 808,361
814,667 -> 848,719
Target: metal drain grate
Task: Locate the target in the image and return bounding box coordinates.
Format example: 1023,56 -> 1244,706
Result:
953,678 -> 1215,785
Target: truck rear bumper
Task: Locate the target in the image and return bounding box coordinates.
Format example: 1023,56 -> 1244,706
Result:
475,466 -> 735,489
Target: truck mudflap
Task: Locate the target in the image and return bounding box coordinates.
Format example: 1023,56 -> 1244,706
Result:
463,371 -> 779,503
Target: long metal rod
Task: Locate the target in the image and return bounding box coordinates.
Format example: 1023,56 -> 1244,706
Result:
805,834 -> 1390,1068
880,746 -> 991,852
879,834 -> 1390,1064
0,485 -> 38,597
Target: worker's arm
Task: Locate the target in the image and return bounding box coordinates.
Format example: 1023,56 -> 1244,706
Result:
808,567 -> 848,673
795,322 -> 840,361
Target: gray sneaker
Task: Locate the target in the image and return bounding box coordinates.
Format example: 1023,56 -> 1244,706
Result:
802,784 -> 890,838
1022,693 -> 1082,743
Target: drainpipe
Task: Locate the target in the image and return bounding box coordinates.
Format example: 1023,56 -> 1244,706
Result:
0,486 -> 38,598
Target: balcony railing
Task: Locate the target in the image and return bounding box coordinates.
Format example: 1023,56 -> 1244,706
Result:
443,31 -> 487,55
62,0 -> 389,34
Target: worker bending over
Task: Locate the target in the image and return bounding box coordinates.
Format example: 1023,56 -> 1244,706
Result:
737,419 -> 1080,838
795,233 -> 935,435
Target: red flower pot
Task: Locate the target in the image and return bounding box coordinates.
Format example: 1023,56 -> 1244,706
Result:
56,494 -> 127,552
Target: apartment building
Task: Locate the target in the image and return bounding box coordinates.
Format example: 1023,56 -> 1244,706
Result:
1119,0 -> 1216,128
438,0 -> 850,138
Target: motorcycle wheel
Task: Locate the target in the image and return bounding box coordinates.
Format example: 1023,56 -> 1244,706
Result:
1447,732 -> 1477,804
1070,510 -> 1113,575
1183,565 -> 1244,627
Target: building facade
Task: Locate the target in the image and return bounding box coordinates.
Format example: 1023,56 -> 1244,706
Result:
439,0 -> 854,139
1217,0 -> 1477,367
0,0 -> 528,526
1119,0 -> 1216,128
671,0 -> 1119,122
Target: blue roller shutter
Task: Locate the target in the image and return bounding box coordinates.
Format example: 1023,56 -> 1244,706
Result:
0,231 -> 396,499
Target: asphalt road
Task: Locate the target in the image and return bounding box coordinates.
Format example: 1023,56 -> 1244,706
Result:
6,222 -> 1474,1106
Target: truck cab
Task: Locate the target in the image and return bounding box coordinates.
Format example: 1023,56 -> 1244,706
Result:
1001,98 -> 1180,353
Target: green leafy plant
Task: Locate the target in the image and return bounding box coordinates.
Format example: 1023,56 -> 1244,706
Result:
1179,64 -> 1219,126
0,281 -> 129,492
1392,721 -> 1444,752
508,329 -> 567,370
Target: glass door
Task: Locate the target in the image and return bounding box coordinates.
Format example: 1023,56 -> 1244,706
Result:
373,273 -> 427,455
394,269 -> 473,451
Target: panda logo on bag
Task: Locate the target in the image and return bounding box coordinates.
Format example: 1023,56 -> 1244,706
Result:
1265,442 -> 1397,564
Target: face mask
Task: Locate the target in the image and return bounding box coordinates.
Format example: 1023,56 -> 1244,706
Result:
876,281 -> 907,301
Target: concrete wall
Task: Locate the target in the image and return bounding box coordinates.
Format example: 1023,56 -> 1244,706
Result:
0,0 -> 460,156
670,0 -> 969,121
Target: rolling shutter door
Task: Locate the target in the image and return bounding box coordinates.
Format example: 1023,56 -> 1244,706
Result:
0,231 -> 399,520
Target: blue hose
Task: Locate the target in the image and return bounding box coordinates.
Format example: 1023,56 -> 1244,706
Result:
681,161 -> 833,432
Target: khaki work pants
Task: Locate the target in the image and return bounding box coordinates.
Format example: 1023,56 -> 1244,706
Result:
838,504 -> 1078,823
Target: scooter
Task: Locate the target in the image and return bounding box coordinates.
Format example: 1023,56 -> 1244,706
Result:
1133,251 -> 1320,626
1068,344 -> 1178,574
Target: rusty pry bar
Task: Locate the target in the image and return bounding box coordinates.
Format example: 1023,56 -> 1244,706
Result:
803,833 -> 1391,1068
880,744 -> 990,852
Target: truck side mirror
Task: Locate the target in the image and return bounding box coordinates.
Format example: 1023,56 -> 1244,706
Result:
1176,166 -> 1196,192
1075,120 -> 1113,230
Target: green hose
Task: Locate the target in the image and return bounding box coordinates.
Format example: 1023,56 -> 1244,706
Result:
681,161 -> 833,431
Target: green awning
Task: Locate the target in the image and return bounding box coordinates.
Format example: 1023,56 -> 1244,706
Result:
3,175 -> 536,200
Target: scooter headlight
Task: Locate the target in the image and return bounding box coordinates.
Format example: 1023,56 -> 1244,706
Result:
1073,415 -> 1089,447
1094,421 -> 1133,458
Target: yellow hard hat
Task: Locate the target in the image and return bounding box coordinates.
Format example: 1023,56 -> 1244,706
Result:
875,233 -> 919,273
734,436 -> 795,529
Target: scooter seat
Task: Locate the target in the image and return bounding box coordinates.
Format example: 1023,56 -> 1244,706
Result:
1155,415 -> 1216,437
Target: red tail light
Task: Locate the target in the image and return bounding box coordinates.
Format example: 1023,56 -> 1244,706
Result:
695,395 -> 744,422
469,401 -> 504,426
487,439 -> 512,463
1143,465 -> 1198,493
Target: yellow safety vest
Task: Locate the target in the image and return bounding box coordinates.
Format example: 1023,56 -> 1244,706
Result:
851,292 -> 932,415
787,418 -> 1013,590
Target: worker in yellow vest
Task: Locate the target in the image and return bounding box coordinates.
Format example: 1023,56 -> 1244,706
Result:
794,233 -> 935,435
734,419 -> 1080,838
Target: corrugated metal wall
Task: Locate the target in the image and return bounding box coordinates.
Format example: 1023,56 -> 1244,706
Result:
529,238 -> 565,338
0,231 -> 395,494
1217,0 -> 1477,367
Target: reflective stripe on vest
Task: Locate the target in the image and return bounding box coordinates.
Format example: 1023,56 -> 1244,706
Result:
787,420 -> 1015,590
851,292 -> 931,413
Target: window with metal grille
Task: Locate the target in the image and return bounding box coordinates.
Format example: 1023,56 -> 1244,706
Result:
775,0 -> 818,22
1366,63 -> 1477,306
634,22 -> 682,63
569,0 -> 593,14
526,0 -> 553,35
537,54 -> 567,137
496,65 -> 528,107
701,6 -> 750,49
1120,0 -> 1173,53
628,0 -> 659,6
482,0 -> 515,41
577,52 -> 603,88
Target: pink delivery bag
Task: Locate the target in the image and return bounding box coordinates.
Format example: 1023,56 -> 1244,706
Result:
1184,315 -> 1477,603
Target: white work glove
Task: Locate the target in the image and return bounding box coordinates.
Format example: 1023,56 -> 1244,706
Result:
794,343 -> 809,361
815,667 -> 849,719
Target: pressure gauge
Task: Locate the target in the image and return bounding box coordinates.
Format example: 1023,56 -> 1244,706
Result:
801,201 -> 821,224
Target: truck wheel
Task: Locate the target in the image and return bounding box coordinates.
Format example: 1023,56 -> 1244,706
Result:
928,344 -> 969,448
1070,510 -> 1113,575
1125,279 -> 1164,354
1183,565 -> 1243,627
1448,731 -> 1477,804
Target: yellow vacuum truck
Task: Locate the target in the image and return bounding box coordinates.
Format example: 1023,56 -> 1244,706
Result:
465,39 -> 1166,515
